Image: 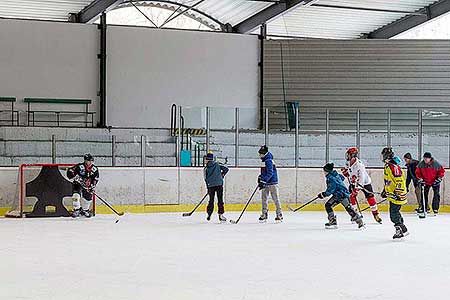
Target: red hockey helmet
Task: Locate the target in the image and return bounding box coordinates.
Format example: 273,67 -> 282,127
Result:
345,147 -> 359,161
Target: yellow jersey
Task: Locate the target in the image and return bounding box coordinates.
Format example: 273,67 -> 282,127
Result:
383,163 -> 408,205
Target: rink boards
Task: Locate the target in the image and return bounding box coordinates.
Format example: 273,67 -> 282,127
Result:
0,167 -> 449,215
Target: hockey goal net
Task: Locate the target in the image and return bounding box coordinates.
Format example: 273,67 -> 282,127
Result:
6,163 -> 95,218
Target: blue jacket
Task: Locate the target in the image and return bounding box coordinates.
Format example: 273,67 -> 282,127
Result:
260,152 -> 278,185
323,170 -> 350,199
204,161 -> 229,188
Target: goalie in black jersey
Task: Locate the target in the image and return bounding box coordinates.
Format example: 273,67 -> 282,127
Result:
66,154 -> 99,218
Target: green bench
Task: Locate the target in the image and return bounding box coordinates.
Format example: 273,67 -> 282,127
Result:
24,98 -> 95,127
0,97 -> 19,126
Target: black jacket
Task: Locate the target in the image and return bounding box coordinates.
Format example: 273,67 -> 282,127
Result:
405,159 -> 419,187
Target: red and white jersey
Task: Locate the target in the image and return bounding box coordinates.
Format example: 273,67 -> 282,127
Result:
348,158 -> 371,186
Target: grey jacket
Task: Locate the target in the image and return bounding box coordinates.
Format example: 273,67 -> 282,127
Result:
204,161 -> 229,187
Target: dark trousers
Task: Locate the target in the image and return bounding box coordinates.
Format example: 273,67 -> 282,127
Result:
207,186 -> 224,215
422,184 -> 441,211
389,202 -> 404,226
325,196 -> 358,220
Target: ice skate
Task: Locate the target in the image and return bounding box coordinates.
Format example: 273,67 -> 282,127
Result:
206,214 -> 211,221
356,218 -> 365,230
72,208 -> 81,218
275,213 -> 283,223
259,212 -> 268,223
393,225 -> 404,239
400,224 -> 409,237
218,214 -> 227,223
373,213 -> 382,224
325,217 -> 338,229
81,209 -> 92,218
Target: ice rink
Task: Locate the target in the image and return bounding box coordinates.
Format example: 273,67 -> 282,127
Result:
1,211 -> 449,300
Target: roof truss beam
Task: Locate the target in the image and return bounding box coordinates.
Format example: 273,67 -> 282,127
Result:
77,0 -> 124,23
233,0 -> 318,33
368,0 -> 450,39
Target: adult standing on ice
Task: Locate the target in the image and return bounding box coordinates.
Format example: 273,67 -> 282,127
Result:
318,162 -> 364,229
380,147 -> 408,239
403,153 -> 421,212
66,154 -> 99,218
415,152 -> 445,216
341,147 -> 382,224
257,145 -> 283,222
204,152 -> 229,222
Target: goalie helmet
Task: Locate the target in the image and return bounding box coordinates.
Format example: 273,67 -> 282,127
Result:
345,147 -> 359,161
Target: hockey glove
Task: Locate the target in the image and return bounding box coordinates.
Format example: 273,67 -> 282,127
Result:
417,178 -> 425,186
341,167 -> 349,178
433,177 -> 442,187
258,182 -> 267,190
317,192 -> 326,199
380,190 -> 387,199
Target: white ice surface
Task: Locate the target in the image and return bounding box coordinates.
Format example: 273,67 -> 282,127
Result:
1,211 -> 449,300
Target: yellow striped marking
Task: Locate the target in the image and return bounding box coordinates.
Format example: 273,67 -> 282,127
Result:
2,203 -> 450,216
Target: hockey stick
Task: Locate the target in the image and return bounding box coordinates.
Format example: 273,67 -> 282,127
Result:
360,199 -> 387,212
419,184 -> 427,219
75,179 -> 124,217
182,193 -> 208,217
287,196 -> 319,212
346,178 -> 362,216
357,183 -> 382,195
230,185 -> 259,224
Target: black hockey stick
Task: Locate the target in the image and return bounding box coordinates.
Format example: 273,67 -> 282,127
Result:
182,193 -> 208,217
360,199 -> 387,212
287,196 -> 319,212
357,183 -> 382,195
230,185 -> 259,224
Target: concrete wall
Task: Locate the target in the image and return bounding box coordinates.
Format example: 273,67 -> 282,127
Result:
107,26 -> 260,128
0,19 -> 259,129
1,167 -> 448,214
0,19 -> 99,125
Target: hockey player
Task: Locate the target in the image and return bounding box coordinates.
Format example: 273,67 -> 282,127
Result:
257,145 -> 283,222
341,147 -> 382,224
66,154 -> 99,218
204,152 -> 229,222
403,153 -> 421,212
380,147 -> 408,239
415,152 -> 445,215
318,162 -> 364,229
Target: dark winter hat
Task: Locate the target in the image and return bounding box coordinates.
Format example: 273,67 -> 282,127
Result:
258,145 -> 269,155
323,162 -> 334,173
205,152 -> 214,161
84,153 -> 94,161
423,152 -> 432,159
403,153 -> 412,159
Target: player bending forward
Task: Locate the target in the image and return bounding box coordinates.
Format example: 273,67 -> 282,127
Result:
67,154 -> 99,218
318,162 -> 364,229
380,147 -> 408,239
342,147 -> 382,224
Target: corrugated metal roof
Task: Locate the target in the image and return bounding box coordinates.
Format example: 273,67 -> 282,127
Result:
0,0 -> 94,21
261,0 -> 438,39
0,0 -> 441,39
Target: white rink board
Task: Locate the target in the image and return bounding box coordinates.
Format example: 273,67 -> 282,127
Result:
0,212 -> 449,300
0,167 -> 448,210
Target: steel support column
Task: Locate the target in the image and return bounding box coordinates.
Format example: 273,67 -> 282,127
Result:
99,13 -> 107,127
